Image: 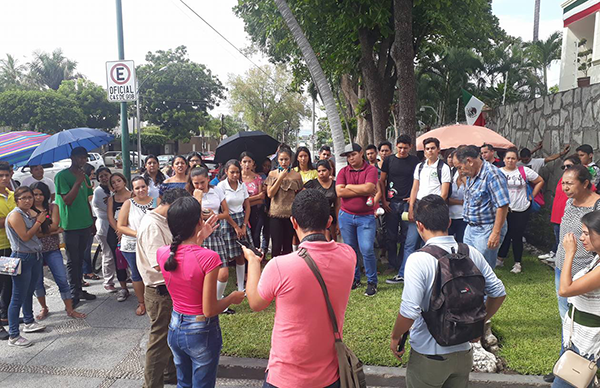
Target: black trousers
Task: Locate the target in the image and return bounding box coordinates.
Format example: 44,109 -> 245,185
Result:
0,248 -> 12,318
64,228 -> 92,300
498,208 -> 530,264
249,205 -> 266,250
270,217 -> 294,258
107,227 -> 128,282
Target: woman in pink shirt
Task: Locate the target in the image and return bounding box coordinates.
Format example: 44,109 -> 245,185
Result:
157,196 -> 245,387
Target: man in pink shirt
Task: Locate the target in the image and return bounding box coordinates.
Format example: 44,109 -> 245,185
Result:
243,189 -> 356,388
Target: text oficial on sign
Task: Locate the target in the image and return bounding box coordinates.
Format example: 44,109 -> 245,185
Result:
106,60 -> 138,102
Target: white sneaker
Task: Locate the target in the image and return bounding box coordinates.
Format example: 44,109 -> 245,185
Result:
23,322 -> 46,333
8,335 -> 32,347
496,258 -> 505,268
538,251 -> 555,260
116,289 -> 129,302
545,256 -> 556,263
510,263 -> 522,274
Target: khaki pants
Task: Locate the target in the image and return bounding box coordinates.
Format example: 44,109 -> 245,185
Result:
143,285 -> 176,388
406,348 -> 473,388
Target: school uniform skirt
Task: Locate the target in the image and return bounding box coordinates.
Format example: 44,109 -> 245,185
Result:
220,211 -> 254,258
202,228 -> 228,267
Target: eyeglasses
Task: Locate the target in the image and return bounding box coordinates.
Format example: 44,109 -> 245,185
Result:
17,196 -> 33,202
561,164 -> 574,170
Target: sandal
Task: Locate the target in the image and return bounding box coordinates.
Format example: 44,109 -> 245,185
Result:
82,280 -> 90,287
36,307 -> 49,321
84,273 -> 101,280
135,303 -> 146,316
67,310 -> 86,319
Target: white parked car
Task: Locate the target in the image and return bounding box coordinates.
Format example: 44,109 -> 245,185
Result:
158,154 -> 174,168
12,161 -> 69,186
103,151 -> 121,167
87,153 -> 105,170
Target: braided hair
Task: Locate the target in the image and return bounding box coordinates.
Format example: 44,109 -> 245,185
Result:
163,196 -> 202,272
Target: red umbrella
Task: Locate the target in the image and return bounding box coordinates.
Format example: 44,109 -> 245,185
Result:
416,124 -> 514,151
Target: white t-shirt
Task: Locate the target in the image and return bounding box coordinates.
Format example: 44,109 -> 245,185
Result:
517,158 -> 545,174
414,159 -> 452,199
449,171 -> 465,220
21,176 -> 55,195
500,166 -> 539,212
92,186 -> 110,236
217,180 -> 249,214
202,186 -> 225,214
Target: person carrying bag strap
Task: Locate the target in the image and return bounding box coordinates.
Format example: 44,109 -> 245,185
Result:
298,247 -> 366,388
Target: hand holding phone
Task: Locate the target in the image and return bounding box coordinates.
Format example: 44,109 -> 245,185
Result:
237,240 -> 263,259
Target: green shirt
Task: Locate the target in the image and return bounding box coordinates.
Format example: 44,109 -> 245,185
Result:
55,169 -> 94,231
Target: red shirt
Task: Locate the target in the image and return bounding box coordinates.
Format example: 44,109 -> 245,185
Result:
336,162 -> 378,216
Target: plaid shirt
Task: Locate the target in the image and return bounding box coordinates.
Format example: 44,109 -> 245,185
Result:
463,161 -> 510,225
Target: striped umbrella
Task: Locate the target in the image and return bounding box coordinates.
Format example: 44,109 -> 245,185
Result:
0,131 -> 51,167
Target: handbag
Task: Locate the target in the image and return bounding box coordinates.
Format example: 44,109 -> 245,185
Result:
0,256 -> 21,276
518,166 -> 541,212
553,305 -> 599,388
298,248 -> 366,388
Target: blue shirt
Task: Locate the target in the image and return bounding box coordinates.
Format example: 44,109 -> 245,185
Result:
400,235 -> 506,355
462,161 -> 509,225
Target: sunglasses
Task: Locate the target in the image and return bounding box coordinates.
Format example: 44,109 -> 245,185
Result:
561,164 -> 574,170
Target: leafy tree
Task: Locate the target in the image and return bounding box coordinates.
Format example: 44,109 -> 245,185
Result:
228,64 -> 309,141
140,125 -> 168,147
525,31 -> 562,93
136,46 -> 225,144
200,115 -> 245,138
0,89 -> 85,133
0,54 -> 27,91
57,79 -> 119,130
29,48 -> 78,90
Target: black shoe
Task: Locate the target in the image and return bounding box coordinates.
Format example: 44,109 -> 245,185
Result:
351,280 -> 362,290
364,283 -> 377,297
0,326 -> 8,340
543,372 -> 555,383
163,376 -> 177,385
81,291 -> 96,301
221,308 -> 235,315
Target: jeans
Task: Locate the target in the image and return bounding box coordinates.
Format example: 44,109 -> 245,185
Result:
555,267 -> 568,319
121,251 -> 142,282
0,248 -> 12,319
64,227 -> 92,300
144,285 -> 176,388
464,222 -> 508,269
498,209 -> 530,264
35,250 -> 72,300
8,251 -> 42,337
82,233 -> 94,274
398,222 -> 422,278
338,210 -> 377,284
168,311 -> 222,388
249,204 -> 266,250
553,223 -> 560,253
448,219 -> 467,243
552,343 -> 600,388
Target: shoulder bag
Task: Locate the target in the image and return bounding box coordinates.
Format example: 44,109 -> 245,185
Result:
298,248 -> 366,388
553,306 -> 599,387
0,256 -> 21,276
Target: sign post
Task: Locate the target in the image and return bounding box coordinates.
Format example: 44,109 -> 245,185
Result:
113,0 -> 131,182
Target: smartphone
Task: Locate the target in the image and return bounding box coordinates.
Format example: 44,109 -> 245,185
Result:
397,332 -> 409,353
236,240 -> 263,258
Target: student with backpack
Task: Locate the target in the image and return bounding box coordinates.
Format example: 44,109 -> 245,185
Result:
389,195 -> 506,388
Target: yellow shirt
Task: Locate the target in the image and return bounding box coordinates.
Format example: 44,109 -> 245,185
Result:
294,168 -> 319,184
0,190 -> 16,250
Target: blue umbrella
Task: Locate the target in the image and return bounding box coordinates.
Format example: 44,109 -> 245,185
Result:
27,127 -> 115,166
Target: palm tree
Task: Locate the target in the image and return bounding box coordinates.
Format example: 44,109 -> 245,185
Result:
29,48 -> 78,90
273,0 -> 345,156
0,54 -> 27,90
525,31 -> 562,93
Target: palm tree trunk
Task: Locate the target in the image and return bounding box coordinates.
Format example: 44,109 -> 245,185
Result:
533,0 -> 540,42
273,0 -> 345,157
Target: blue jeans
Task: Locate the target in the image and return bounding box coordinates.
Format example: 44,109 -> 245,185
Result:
35,250 -> 72,300
8,252 -> 42,337
463,222 -> 508,269
552,342 -> 600,388
398,222 -> 422,278
168,311 -> 222,388
120,251 -> 142,282
338,210 -> 377,284
555,267 -> 568,319
553,223 -> 560,253
448,219 -> 467,243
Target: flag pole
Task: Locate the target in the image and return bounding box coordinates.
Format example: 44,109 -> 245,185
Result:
455,97 -> 460,124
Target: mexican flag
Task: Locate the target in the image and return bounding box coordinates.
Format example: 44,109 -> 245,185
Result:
462,89 -> 485,126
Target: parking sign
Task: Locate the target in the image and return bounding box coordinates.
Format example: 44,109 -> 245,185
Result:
106,60 -> 137,102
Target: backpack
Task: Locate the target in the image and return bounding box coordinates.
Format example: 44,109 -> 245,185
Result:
419,243 -> 487,346
417,160 -> 451,199
517,166 -> 541,212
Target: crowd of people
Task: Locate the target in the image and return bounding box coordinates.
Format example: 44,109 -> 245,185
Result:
1,136 -> 600,388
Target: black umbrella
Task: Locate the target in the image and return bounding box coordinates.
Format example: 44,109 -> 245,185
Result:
214,131 -> 280,164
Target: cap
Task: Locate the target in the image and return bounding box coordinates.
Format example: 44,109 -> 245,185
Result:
71,146 -> 89,158
340,143 -> 362,157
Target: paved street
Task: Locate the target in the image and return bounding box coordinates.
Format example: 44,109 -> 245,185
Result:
0,265 -> 264,388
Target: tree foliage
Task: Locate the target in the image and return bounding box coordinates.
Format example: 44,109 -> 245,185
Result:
140,125 -> 168,146
136,46 -> 226,143
29,48 -> 79,90
58,79 -> 119,130
228,64 -> 309,142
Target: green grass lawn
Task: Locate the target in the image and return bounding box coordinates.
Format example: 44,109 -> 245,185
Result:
220,251 -> 561,375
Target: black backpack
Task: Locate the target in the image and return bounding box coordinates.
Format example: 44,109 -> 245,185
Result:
418,243 -> 487,346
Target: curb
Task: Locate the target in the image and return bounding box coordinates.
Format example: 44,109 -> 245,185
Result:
218,356 -> 551,387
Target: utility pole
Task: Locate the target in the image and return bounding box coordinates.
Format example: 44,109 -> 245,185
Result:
533,0 -> 541,42
115,0 -> 131,182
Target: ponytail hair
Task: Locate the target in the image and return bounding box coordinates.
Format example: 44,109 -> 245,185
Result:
164,196 -> 202,272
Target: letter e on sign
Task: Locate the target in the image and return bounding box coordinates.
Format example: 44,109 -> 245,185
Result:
106,60 -> 137,102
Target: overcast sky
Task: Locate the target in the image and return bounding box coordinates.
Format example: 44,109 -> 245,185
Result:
0,0 -> 564,134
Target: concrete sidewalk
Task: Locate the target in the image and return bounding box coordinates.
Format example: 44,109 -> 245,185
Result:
0,269 -> 550,387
